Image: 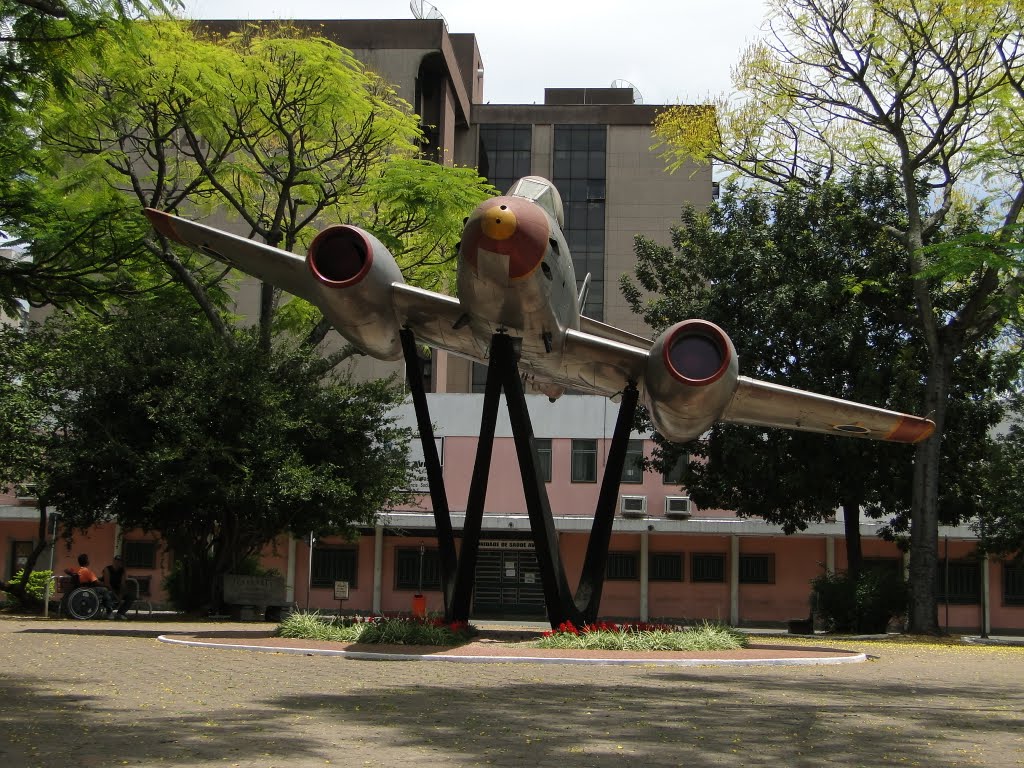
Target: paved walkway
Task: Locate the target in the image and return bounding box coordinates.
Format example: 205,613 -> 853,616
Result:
1,615 -> 1022,767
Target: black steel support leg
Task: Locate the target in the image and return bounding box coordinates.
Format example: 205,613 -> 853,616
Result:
494,334 -> 581,627
404,329 -> 641,629
574,384 -> 640,622
448,350 -> 504,621
400,329 -> 458,615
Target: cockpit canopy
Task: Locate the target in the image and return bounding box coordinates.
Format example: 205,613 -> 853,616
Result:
508,176 -> 564,229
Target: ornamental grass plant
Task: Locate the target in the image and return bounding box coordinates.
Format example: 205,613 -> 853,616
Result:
534,620 -> 747,651
278,611 -> 476,645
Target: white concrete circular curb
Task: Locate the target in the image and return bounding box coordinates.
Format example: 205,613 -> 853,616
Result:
157,634 -> 868,667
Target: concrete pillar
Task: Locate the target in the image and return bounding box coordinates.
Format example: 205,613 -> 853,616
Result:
639,529 -> 649,622
285,536 -> 297,604
730,535 -> 740,626
373,524 -> 384,614
982,552 -> 991,637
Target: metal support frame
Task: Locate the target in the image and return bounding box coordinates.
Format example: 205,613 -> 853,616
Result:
402,329 -> 639,628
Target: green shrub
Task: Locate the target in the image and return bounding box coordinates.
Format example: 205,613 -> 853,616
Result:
2,569 -> 54,609
278,611 -> 476,646
534,620 -> 747,651
811,569 -> 908,633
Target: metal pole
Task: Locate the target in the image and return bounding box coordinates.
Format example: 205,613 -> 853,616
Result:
418,543 -> 425,594
944,537 -> 949,631
306,533 -> 315,611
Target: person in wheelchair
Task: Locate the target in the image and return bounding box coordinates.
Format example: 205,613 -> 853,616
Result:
72,553 -> 118,617
101,555 -> 133,620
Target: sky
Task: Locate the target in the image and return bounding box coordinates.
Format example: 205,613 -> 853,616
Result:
178,0 -> 770,105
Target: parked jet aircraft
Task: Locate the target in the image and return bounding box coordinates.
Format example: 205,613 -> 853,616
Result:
145,176 -> 934,445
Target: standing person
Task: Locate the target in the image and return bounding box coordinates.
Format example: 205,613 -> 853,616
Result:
73,554 -> 117,617
102,555 -> 133,620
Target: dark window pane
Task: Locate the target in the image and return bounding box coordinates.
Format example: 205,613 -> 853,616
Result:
649,553 -> 684,582
395,548 -> 441,591
571,439 -> 598,482
472,362 -> 489,393
692,553 -> 726,583
1004,563 -> 1024,606
662,453 -> 688,484
621,439 -> 644,483
535,438 -> 553,482
739,554 -> 775,584
311,548 -> 358,589
606,552 -> 639,580
937,560 -> 980,605
122,541 -> 157,570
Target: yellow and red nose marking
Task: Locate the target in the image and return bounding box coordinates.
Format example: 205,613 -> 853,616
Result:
461,195 -> 550,280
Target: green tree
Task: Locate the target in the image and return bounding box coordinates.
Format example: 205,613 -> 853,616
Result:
27,301 -> 414,612
0,322 -> 71,606
26,21 -> 492,348
1,0 -> 172,312
625,177 -> 1011,577
973,410 -> 1024,557
653,0 -> 1024,632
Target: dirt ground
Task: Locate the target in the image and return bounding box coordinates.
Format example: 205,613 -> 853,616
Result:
0,616 -> 1021,768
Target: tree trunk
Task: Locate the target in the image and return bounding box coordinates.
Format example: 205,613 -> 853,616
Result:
907,354 -> 951,634
841,500 -> 863,581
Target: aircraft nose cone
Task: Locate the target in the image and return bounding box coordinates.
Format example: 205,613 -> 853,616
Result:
480,205 -> 517,240
462,196 -> 550,281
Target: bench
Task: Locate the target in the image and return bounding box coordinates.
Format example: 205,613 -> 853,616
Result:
223,574 -> 293,622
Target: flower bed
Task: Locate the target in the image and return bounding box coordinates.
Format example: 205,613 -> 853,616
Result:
534,620 -> 748,651
278,611 -> 476,646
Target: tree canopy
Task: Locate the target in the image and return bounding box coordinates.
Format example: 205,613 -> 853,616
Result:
4,301 -> 415,611
652,0 -> 1024,632
625,176 -> 1014,574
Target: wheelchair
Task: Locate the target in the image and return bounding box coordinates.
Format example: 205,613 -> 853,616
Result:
55,574 -> 119,620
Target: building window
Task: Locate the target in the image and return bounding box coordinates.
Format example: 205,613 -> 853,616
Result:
471,362 -> 489,394
8,541 -> 33,580
534,439 -> 552,482
662,452 -> 688,485
395,548 -> 441,591
1003,562 -> 1024,606
311,548 -> 358,589
692,553 -> 726,583
553,124 -> 607,320
937,559 -> 980,605
478,124 -> 532,195
14,483 -> 37,500
739,554 -> 775,584
862,558 -> 902,578
571,439 -> 598,482
606,552 -> 639,580
122,541 -> 157,570
620,439 -> 644,484
649,553 -> 684,582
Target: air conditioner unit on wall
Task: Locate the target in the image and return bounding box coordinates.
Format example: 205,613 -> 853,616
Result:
664,496 -> 691,519
620,495 -> 647,518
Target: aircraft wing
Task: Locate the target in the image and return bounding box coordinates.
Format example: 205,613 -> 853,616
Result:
723,376 -> 934,443
560,324 -> 932,444
391,283 -> 488,361
558,329 -> 649,395
146,209 -> 314,302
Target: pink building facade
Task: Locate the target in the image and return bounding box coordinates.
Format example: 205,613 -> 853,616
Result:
4,394 -> 1022,634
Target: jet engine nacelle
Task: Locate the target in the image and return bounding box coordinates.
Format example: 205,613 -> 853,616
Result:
307,225 -> 405,360
644,320 -> 740,443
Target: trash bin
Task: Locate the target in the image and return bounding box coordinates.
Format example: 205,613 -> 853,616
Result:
412,594 -> 426,618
